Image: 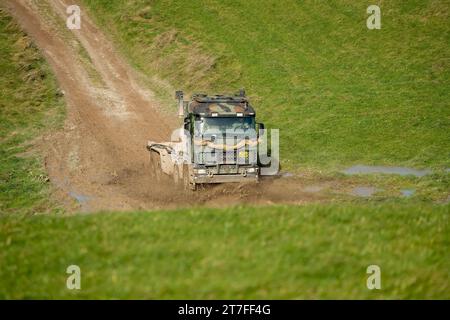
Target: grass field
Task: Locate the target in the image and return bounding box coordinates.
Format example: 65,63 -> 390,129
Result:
0,1 -> 448,300
0,8 -> 65,215
81,0 -> 449,171
1,204 -> 449,299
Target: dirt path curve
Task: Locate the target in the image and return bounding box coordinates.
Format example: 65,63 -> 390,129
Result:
4,0 -> 326,212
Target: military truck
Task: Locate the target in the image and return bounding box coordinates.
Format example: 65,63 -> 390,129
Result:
147,90 -> 265,190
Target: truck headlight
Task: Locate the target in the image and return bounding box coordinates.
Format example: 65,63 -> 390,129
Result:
197,169 -> 207,175
247,168 -> 256,173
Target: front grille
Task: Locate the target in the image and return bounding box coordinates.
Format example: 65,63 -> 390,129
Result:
196,148 -> 256,165
224,151 -> 236,164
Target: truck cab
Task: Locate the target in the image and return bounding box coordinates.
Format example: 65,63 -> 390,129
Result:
147,90 -> 263,190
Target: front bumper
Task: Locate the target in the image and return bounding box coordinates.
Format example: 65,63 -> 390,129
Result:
194,173 -> 259,184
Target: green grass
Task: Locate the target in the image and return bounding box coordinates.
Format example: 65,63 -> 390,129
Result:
80,0 -> 450,171
0,204 -> 448,299
0,3 -> 448,300
0,8 -> 65,214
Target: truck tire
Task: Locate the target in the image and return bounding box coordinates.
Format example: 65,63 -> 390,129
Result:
182,164 -> 197,191
182,164 -> 192,191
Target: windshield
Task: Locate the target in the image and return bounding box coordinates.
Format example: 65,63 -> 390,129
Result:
195,117 -> 255,134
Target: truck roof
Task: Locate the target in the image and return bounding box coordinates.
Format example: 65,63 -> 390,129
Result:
188,94 -> 256,116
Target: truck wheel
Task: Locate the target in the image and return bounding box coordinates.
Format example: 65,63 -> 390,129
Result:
182,164 -> 190,191
182,164 -> 197,191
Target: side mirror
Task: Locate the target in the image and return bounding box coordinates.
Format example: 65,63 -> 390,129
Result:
184,119 -> 190,131
257,123 -> 265,138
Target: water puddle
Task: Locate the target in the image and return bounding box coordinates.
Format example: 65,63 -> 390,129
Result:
400,189 -> 415,198
280,171 -> 294,178
343,165 -> 431,177
69,191 -> 91,206
351,186 -> 377,197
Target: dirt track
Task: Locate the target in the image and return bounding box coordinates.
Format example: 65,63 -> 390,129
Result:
5,0 -> 327,212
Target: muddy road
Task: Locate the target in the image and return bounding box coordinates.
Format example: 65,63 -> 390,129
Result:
4,0 -> 326,212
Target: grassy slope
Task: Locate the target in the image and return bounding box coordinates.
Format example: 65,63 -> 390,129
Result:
81,0 -> 449,171
0,8 -> 65,215
1,204 -> 449,299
